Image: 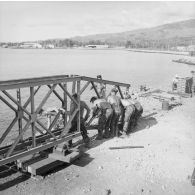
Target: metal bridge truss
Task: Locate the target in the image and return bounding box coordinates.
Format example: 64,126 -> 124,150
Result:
0,75 -> 130,167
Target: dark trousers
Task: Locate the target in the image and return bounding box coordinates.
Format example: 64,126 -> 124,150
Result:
98,108 -> 113,135
69,118 -> 88,139
133,107 -> 143,125
111,112 -> 120,136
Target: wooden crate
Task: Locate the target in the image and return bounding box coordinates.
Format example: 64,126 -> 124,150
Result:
177,77 -> 193,94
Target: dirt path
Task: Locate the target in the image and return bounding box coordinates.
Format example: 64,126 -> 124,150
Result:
1,96 -> 195,195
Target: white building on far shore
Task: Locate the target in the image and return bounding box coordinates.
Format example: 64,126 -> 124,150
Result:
20,42 -> 42,49
85,44 -> 109,49
45,44 -> 55,49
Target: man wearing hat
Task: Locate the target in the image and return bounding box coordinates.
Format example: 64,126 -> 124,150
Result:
172,74 -> 179,91
107,88 -> 123,137
90,75 -> 106,99
90,96 -> 113,140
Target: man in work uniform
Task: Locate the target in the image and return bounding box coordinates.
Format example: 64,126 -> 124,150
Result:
69,93 -> 90,145
107,88 -> 123,137
90,75 -> 106,99
172,75 -> 179,91
90,96 -> 113,140
132,98 -> 143,127
97,75 -> 106,99
120,94 -> 135,135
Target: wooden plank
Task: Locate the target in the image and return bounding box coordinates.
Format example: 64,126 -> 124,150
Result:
27,158 -> 64,175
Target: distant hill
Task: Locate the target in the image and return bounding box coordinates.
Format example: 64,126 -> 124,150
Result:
71,19 -> 195,47
1,19 -> 194,49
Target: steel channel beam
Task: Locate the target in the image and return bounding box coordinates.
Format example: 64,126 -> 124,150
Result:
0,117 -> 18,145
0,132 -> 81,166
0,95 -> 17,113
63,83 -> 67,124
0,128 -> 63,156
77,81 -> 81,132
30,87 -> 36,148
0,75 -> 70,84
58,83 -> 79,106
6,119 -> 32,157
80,81 -> 90,95
17,89 -> 23,141
0,76 -> 81,90
23,86 -> 41,108
59,108 -> 79,138
81,76 -> 130,88
47,85 -> 63,103
0,75 -> 129,165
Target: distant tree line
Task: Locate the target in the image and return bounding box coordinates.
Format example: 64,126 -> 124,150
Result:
125,37 -> 195,49
1,37 -> 195,49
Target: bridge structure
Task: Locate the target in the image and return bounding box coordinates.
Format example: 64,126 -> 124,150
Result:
0,75 -> 130,175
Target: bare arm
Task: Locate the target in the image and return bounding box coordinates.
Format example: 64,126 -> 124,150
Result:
70,101 -> 75,115
83,102 -> 90,121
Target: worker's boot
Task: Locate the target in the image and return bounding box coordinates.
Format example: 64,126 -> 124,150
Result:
81,130 -> 90,146
103,128 -> 110,139
68,140 -> 73,148
96,130 -> 103,140
83,136 -> 90,147
121,122 -> 128,136
109,127 -> 115,138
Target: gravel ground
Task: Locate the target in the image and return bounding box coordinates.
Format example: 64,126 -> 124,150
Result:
0,96 -> 195,195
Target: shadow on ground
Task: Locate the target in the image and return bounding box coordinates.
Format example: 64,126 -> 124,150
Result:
132,116 -> 158,134
73,153 -> 94,167
0,167 -> 30,191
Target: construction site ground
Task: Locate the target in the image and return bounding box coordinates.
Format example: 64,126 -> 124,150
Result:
0,96 -> 195,195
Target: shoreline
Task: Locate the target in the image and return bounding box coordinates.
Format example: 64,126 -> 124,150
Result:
1,47 -> 191,56
127,48 -> 189,56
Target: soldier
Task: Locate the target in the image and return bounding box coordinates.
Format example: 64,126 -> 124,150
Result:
90,75 -> 106,99
132,98 -> 143,127
69,93 -> 90,145
90,96 -> 113,140
120,95 -> 135,135
172,75 -> 179,91
97,75 -> 106,99
107,88 -> 123,137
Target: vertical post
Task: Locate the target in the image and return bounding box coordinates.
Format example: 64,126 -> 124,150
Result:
17,88 -> 23,141
30,87 -> 36,147
63,82 -> 67,126
117,86 -> 124,99
77,80 -> 80,133
72,80 -> 76,94
91,81 -> 101,98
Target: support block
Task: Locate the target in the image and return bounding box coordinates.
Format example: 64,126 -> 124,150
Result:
49,150 -> 82,163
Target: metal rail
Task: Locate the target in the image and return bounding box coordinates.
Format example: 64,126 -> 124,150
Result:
0,74 -> 130,166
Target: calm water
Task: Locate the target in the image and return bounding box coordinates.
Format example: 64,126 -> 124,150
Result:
0,48 -> 194,89
0,48 -> 194,141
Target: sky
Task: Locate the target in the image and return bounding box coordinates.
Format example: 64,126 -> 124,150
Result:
0,1 -> 195,42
